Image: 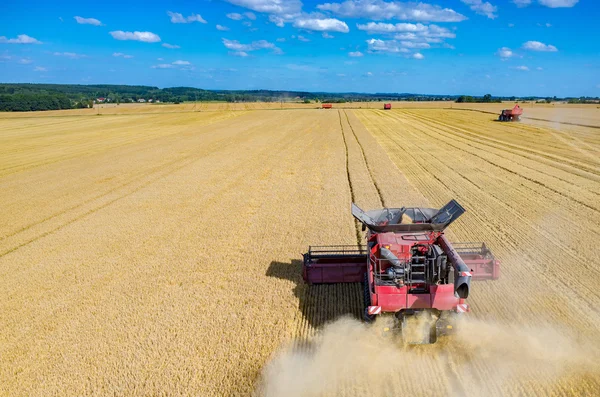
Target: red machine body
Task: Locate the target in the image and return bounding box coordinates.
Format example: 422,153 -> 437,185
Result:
384,103 -> 392,110
322,103 -> 333,109
302,200 -> 500,342
499,104 -> 523,121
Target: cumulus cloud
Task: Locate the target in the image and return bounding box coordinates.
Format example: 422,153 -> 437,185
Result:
151,64 -> 174,69
162,43 -> 180,49
322,32 -> 334,38
293,17 -> 349,32
297,35 -> 310,42
19,58 -> 32,64
216,24 -> 230,31
172,60 -> 191,65
34,66 -> 47,71
412,52 -> 424,59
227,13 -> 244,20
317,0 -> 467,22
245,12 -> 257,20
357,22 -> 455,47
513,0 -> 577,7
0,34 -> 42,44
522,40 -> 558,51
536,66 -> 543,70
349,51 -> 364,57
110,31 -> 161,43
460,0 -> 498,19
366,38 -> 409,53
276,37 -> 286,42
496,46 -> 516,58
113,52 -> 134,58
152,60 -> 194,69
538,0 -> 578,7
167,11 -> 207,24
223,0 -> 302,15
74,16 -> 102,26
53,52 -> 86,59
222,38 -> 282,55
515,65 -> 529,71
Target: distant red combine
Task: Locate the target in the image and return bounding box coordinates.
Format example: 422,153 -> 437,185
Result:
384,103 -> 392,110
322,103 -> 333,109
498,104 -> 523,122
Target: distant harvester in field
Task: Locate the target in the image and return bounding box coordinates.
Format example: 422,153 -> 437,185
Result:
322,103 -> 332,109
384,103 -> 392,110
498,104 -> 523,122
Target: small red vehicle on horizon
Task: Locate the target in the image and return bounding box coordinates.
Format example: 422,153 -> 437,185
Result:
384,103 -> 392,110
498,104 -> 523,121
322,103 -> 332,109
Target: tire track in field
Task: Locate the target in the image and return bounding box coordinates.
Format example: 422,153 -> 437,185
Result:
0,113 -> 290,259
343,110 -> 385,207
384,110 -> 600,212
0,113 -> 257,242
0,112 -> 246,177
338,109 -> 363,246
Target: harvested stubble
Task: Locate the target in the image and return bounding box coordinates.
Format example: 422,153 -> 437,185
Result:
1,105 -> 599,396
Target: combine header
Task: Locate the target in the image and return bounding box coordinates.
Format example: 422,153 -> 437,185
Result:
498,104 -> 523,121
303,200 -> 500,343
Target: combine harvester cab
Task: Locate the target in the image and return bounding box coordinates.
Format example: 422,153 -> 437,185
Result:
499,104 -> 523,121
302,200 -> 500,344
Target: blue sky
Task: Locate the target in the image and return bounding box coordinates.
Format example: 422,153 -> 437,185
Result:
0,0 -> 597,96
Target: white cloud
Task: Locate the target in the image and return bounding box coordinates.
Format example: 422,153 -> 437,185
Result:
508,23 -> 515,27
113,52 -> 133,58
216,24 -> 230,31
293,17 -> 350,33
357,22 -> 455,42
538,0 -> 578,7
245,12 -> 257,20
110,31 -> 161,43
536,66 -> 543,70
223,0 -> 302,15
19,58 -> 32,64
0,34 -> 42,44
168,11 -> 207,24
232,51 -> 249,57
317,0 -> 467,22
366,71 -> 373,76
349,51 -> 364,57
297,35 -> 310,42
460,0 -> 498,19
512,0 -> 531,6
322,32 -> 334,38
74,16 -> 102,26
243,21 -> 253,27
172,60 -> 191,65
34,66 -> 47,71
152,64 -> 174,69
227,13 -> 244,20
276,37 -> 286,42
496,46 -> 516,58
157,57 -> 164,61
222,38 -> 282,55
412,52 -> 424,59
513,0 -> 577,7
522,40 -> 558,52
366,38 -> 409,53
53,52 -> 86,59
337,73 -> 346,77
162,43 -> 180,49
402,41 -> 430,49
515,65 -> 529,71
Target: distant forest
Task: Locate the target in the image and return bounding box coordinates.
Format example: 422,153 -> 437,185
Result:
0,83 -> 598,112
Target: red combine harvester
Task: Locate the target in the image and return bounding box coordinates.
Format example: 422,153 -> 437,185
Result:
498,104 -> 523,121
303,200 -> 500,343
384,103 -> 392,110
322,103 -> 333,109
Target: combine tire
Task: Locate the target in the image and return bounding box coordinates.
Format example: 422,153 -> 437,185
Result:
363,273 -> 375,323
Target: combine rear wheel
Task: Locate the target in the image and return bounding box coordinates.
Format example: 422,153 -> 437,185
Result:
363,273 -> 375,323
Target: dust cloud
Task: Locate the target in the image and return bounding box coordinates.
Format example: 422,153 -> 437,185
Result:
256,316 -> 599,397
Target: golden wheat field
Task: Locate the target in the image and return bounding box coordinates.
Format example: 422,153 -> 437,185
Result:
1,103 -> 599,396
